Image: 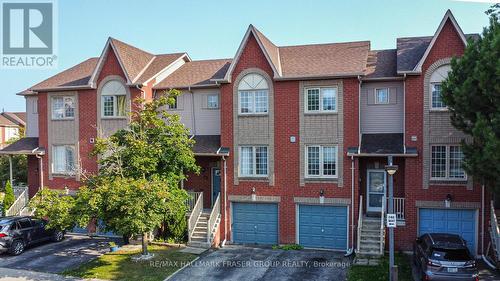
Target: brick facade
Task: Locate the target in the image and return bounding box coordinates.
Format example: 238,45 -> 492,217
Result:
22,12 -> 489,255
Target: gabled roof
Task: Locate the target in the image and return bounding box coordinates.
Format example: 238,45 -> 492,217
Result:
30,57 -> 99,91
135,53 -> 189,84
154,59 -> 231,89
398,10 -> 467,74
0,114 -> 17,127
89,37 -> 155,86
1,112 -> 26,126
223,25 -> 370,81
28,38 -> 189,92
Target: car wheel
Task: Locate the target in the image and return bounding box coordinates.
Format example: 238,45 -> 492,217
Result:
9,240 -> 24,255
53,231 -> 64,242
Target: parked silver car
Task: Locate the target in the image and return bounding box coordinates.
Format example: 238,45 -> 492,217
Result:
413,233 -> 478,281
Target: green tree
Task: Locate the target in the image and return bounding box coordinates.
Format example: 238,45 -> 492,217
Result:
3,180 -> 15,213
441,6 -> 500,193
76,91 -> 198,256
0,155 -> 27,186
29,188 -> 76,231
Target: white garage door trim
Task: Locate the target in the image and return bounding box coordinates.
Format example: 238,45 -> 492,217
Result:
230,201 -> 280,244
295,203 -> 349,251
417,207 -> 479,257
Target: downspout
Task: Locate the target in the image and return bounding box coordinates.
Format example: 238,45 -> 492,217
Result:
36,154 -> 43,191
346,155 -> 355,256
480,182 -> 495,267
403,73 -> 407,153
221,155 -> 228,247
188,86 -> 197,135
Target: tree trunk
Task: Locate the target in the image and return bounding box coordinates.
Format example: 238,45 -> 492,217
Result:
122,234 -> 130,245
142,232 -> 148,255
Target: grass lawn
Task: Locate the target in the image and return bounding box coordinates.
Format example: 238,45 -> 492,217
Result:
63,245 -> 197,281
347,254 -> 413,281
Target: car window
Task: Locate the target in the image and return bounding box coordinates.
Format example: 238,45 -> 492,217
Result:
31,219 -> 45,227
431,248 -> 471,261
18,219 -> 32,229
10,222 -> 19,230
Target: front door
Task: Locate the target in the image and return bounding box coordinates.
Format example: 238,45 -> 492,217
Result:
366,169 -> 386,213
212,168 -> 221,207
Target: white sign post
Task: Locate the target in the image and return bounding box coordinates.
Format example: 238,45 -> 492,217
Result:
386,214 -> 397,228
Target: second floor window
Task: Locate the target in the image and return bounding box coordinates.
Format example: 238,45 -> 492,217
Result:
52,145 -> 75,174
238,73 -> 269,114
431,83 -> 446,109
101,80 -> 127,117
239,146 -> 268,177
168,96 -> 178,110
306,145 -> 337,178
431,145 -> 466,180
52,96 -> 75,119
306,87 -> 337,112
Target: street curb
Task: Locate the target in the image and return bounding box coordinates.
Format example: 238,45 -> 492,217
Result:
163,256 -> 200,281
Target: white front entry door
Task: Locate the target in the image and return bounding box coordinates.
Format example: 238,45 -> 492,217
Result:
366,170 -> 386,213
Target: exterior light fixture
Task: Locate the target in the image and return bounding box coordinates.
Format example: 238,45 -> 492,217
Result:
385,164 -> 399,176
251,187 -> 256,201
445,194 -> 452,208
319,189 -> 325,204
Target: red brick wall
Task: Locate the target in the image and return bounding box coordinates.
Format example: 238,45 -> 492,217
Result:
27,155 -> 39,197
400,19 -> 490,254
220,33 -> 360,246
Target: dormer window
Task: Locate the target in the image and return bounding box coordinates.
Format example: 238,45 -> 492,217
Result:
238,73 -> 269,114
101,80 -> 127,117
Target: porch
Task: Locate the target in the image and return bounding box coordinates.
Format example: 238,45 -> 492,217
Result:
182,135 -> 229,249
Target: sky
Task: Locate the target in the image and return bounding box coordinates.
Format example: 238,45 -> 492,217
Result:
0,0 -> 496,112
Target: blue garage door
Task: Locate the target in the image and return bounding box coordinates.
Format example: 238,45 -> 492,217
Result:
299,205 -> 348,250
419,208 -> 476,254
232,203 -> 278,245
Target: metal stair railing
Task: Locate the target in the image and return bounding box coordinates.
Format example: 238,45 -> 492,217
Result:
357,195 -> 363,253
6,187 -> 29,216
207,193 -> 221,244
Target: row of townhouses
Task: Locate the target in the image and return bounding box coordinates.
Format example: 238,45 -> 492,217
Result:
1,10 -> 493,256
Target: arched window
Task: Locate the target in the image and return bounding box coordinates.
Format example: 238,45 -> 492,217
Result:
429,64 -> 451,109
238,73 -> 269,114
101,80 -> 127,117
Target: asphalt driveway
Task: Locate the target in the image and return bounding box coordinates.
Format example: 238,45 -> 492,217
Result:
0,234 -> 113,273
170,245 -> 352,281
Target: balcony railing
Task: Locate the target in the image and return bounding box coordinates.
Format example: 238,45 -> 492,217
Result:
186,191 -> 203,212
392,197 -> 405,222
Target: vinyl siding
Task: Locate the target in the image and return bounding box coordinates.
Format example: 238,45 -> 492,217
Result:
25,96 -> 39,137
360,81 -> 404,134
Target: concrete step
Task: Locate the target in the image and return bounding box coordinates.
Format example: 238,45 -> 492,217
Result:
192,230 -> 208,236
187,241 -> 210,248
361,228 -> 381,234
194,226 -> 208,231
357,251 -> 383,258
360,232 -> 381,238
191,236 -> 208,243
360,243 -> 381,251
360,236 -> 381,243
359,240 -> 381,247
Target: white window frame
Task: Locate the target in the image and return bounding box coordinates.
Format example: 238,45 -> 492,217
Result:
430,145 -> 467,181
430,83 -> 447,110
51,96 -> 75,120
305,145 -> 338,178
101,95 -> 127,118
52,145 -> 76,175
374,88 -> 390,104
238,90 -> 268,115
238,146 -> 268,177
207,94 -> 219,109
304,87 -> 338,113
4,127 -> 18,141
